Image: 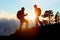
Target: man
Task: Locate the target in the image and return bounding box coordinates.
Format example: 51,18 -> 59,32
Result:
17,7 -> 28,32
34,5 -> 42,27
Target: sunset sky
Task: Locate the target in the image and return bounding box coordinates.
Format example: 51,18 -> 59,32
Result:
0,0 -> 60,36
0,0 -> 60,18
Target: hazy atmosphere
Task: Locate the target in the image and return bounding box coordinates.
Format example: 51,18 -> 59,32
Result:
0,0 -> 60,36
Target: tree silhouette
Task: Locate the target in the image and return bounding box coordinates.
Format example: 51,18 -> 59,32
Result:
44,10 -> 54,24
55,12 -> 60,23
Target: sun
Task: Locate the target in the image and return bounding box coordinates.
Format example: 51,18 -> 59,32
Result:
25,12 -> 36,21
21,11 -> 36,29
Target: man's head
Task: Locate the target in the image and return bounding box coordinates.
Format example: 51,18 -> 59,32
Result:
21,7 -> 25,11
34,4 -> 37,8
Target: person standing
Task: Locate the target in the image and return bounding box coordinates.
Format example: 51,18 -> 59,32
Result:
17,7 -> 28,32
34,5 -> 42,27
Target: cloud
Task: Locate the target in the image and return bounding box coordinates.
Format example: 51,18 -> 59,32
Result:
0,18 -> 36,36
0,10 -> 17,19
0,18 -> 19,36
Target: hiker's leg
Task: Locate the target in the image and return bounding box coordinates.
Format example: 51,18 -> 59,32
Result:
24,19 -> 28,29
20,20 -> 23,32
35,17 -> 38,28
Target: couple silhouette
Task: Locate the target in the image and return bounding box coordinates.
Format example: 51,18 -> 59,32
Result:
17,5 -> 42,32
